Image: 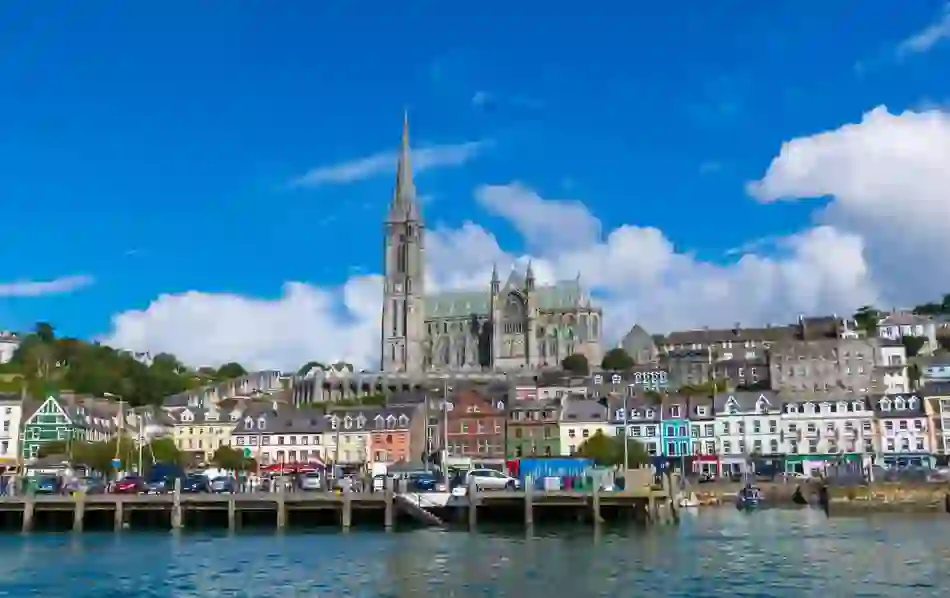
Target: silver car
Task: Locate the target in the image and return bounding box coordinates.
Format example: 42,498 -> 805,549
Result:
298,472 -> 323,491
464,469 -> 520,491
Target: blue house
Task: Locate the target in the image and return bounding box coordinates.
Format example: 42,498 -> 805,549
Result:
660,396 -> 691,463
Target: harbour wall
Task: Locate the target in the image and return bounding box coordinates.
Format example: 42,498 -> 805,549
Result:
692,482 -> 950,513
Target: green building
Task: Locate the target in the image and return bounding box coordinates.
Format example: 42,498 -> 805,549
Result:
20,393 -> 82,460
506,400 -> 561,458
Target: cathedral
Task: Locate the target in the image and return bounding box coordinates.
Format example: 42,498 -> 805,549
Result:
380,115 -> 605,373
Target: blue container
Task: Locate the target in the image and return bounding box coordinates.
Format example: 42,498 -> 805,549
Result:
517,458 -> 593,484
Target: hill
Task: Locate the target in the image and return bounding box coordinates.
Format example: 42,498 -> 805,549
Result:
0,323 -> 249,407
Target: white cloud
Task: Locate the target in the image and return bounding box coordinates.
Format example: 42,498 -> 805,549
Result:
896,3 -> 950,58
290,140 -> 488,187
104,105 -> 950,370
0,275 -> 93,297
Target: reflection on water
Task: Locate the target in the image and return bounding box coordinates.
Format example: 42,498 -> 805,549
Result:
0,510 -> 945,597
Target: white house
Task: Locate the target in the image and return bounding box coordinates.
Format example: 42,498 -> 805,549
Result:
875,341 -> 910,394
877,312 -> 938,354
780,392 -> 875,476
713,391 -> 782,474
871,393 -> 932,468
0,332 -> 19,365
0,394 -> 22,464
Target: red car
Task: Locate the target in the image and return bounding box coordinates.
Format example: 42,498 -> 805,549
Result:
113,476 -> 146,494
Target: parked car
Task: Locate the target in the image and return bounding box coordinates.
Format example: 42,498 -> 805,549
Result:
77,476 -> 106,494
464,469 -> 520,491
181,474 -> 210,493
113,476 -> 146,494
407,471 -> 441,492
34,476 -> 61,495
297,472 -> 323,491
210,477 -> 235,494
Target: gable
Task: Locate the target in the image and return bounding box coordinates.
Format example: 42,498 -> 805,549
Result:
756,394 -> 771,406
25,396 -> 72,426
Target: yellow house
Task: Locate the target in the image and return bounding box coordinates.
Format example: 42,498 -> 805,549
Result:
558,398 -> 611,456
169,404 -> 241,463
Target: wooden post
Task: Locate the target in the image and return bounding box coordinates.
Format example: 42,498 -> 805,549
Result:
73,491 -> 85,533
228,497 -> 237,532
22,499 -> 34,533
171,477 -> 183,530
276,479 -> 287,529
524,474 -> 534,528
342,485 -> 352,532
591,483 -> 603,525
114,498 -> 124,532
467,478 -> 478,531
384,476 -> 394,531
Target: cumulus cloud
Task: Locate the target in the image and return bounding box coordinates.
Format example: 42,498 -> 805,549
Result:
104,106 -> 950,370
0,275 -> 93,297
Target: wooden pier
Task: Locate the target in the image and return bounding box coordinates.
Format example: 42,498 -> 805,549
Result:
0,481 -> 675,533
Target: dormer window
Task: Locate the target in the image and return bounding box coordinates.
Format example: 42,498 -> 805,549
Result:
804,403 -> 816,415
645,409 -> 656,419
344,416 -> 353,429
895,398 -> 906,410
398,414 -> 409,426
356,415 -> 366,429
785,404 -> 799,414
330,416 -> 339,430
244,416 -> 254,429
630,409 -> 641,418
851,402 -> 863,412
496,401 -> 505,410
724,404 -> 737,415
880,399 -> 891,411
670,405 -> 681,418
257,417 -> 266,430
614,409 -> 625,421
374,414 -> 384,428
697,406 -> 708,416
386,414 -> 397,429
908,397 -> 918,409
837,401 -> 849,413
819,403 -> 831,414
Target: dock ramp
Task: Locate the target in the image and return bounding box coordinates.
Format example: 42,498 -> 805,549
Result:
395,493 -> 447,527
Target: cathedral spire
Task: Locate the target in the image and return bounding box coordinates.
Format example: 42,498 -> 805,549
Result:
388,110 -> 421,222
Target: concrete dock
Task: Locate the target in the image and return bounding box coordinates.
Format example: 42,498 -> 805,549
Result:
0,484 -> 674,533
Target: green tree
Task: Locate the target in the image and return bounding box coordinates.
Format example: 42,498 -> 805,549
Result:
297,361 -> 327,376
853,305 -> 882,336
576,431 -> 649,468
561,353 -> 590,375
902,335 -> 927,358
601,348 -> 634,371
212,446 -> 249,471
216,362 -> 247,380
142,438 -> 182,467
679,379 -> 729,396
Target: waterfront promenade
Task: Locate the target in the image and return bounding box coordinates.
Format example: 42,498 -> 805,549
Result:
0,479 -> 675,533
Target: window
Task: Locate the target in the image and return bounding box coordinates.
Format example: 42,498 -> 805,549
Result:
667,442 -> 677,455
916,438 -> 925,451
704,424 -> 714,437
645,409 -> 655,419
697,406 -> 708,416
670,406 -> 681,418
568,428 -> 576,438
665,426 -> 675,437
705,441 -> 716,454
752,420 -> 761,434
722,441 -> 732,454
808,439 -> 818,453
691,425 -> 700,437
769,439 -> 779,453
646,426 -> 657,437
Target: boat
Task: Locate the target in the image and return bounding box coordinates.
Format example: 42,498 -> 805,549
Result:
735,484 -> 764,510
677,491 -> 700,508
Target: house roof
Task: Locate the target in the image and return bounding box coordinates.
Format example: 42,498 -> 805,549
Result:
871,393 -> 926,418
559,398 -> 606,423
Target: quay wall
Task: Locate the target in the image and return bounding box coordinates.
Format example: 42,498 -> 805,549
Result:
692,482 -> 950,513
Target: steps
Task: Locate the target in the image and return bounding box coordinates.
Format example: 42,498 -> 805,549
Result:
395,493 -> 447,527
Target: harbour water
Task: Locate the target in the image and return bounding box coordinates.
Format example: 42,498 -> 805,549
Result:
0,510 -> 946,597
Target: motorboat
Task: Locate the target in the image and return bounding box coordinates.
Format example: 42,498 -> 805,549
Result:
677,491 -> 700,508
735,484 -> 764,510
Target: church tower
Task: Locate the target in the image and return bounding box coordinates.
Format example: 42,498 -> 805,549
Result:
380,113 -> 426,373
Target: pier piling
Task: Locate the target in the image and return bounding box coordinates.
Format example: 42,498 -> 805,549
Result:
276,483 -> 287,529
524,475 -> 534,527
171,478 -> 183,530
591,483 -> 603,525
384,476 -> 394,530
228,497 -> 237,531
72,493 -> 85,533
468,479 -> 478,531
341,486 -> 352,531
21,499 -> 33,533
114,499 -> 124,531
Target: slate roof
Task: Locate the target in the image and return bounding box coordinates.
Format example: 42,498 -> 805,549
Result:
921,382 -> 950,397
606,396 -> 662,424
658,326 -> 796,345
425,278 -> 593,318
559,398 -> 606,423
872,393 -> 926,418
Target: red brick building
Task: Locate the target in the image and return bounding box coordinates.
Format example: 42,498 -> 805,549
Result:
443,389 -> 506,460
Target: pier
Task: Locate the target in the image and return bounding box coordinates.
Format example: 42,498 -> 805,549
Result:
0,484 -> 674,533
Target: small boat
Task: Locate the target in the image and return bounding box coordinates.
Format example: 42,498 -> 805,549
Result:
678,491 -> 700,508
735,484 -> 764,511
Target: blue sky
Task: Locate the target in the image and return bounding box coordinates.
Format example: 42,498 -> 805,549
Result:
1,2 -> 949,367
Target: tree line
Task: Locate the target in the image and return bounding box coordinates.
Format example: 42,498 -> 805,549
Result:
37,436 -> 257,473
0,323 -> 250,406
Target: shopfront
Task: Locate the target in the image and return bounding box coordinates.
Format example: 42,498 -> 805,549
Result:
784,453 -> 864,476
876,453 -> 934,469
691,455 -> 719,476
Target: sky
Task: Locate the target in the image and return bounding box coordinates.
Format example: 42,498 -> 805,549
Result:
2,1 -> 950,370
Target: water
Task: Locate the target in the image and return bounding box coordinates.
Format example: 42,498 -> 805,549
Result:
0,510 -> 947,597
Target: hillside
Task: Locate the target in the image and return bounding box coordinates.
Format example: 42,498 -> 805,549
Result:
0,323 -> 249,406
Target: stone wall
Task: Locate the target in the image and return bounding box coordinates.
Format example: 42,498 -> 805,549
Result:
691,481 -> 950,512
